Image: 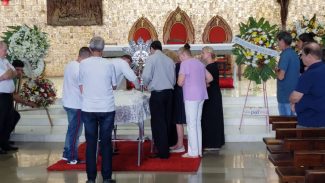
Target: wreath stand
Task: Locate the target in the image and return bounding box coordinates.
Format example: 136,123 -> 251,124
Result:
16,107 -> 53,127
239,80 -> 269,130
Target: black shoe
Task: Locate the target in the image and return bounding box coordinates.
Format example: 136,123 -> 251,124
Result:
103,179 -> 116,183
147,154 -> 159,159
86,180 -> 95,183
2,145 -> 18,151
9,141 -> 15,145
0,148 -> 7,154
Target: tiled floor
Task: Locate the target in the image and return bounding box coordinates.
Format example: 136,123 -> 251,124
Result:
0,142 -> 279,183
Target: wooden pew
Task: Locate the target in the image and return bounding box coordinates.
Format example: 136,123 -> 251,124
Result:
269,116 -> 297,124
272,121 -> 297,131
263,137 -> 283,145
266,128 -> 325,182
263,121 -> 297,145
267,138 -> 325,154
263,116 -> 297,145
275,151 -> 325,183
276,167 -> 306,183
294,150 -> 325,167
268,137 -> 325,166
265,128 -> 325,149
305,169 -> 325,183
276,128 -> 325,139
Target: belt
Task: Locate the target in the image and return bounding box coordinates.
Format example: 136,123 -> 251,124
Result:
0,93 -> 12,96
152,89 -> 173,92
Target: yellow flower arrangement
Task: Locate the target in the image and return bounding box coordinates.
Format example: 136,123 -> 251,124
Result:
290,14 -> 325,47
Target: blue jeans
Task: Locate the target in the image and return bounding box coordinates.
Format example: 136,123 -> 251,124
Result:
278,103 -> 295,116
82,111 -> 115,181
63,107 -> 83,161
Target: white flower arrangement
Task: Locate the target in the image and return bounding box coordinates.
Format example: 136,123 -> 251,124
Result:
290,14 -> 325,47
2,25 -> 49,78
233,17 -> 278,84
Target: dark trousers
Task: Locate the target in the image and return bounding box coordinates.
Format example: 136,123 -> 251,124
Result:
149,89 -> 173,158
82,111 -> 115,181
0,93 -> 14,148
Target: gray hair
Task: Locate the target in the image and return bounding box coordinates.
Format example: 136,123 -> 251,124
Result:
89,36 -> 105,52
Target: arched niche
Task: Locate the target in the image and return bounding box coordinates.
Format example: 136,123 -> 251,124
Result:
202,15 -> 233,43
163,7 -> 195,44
128,16 -> 158,42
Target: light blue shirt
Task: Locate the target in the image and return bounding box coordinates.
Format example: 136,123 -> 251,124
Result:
277,47 -> 300,103
142,50 -> 175,91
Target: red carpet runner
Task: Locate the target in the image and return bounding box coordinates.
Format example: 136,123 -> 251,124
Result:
47,141 -> 201,172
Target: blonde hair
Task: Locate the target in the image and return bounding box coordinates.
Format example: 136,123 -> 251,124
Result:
202,46 -> 216,59
163,49 -> 179,63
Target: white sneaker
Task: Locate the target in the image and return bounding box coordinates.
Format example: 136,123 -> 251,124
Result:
61,157 -> 68,161
67,160 -> 78,165
170,146 -> 185,153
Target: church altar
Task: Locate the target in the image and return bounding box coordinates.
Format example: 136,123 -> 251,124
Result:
103,43 -> 234,57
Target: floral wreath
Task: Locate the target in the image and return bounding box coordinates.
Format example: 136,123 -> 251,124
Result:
2,25 -> 49,78
290,14 -> 325,48
19,77 -> 56,108
233,17 -> 278,84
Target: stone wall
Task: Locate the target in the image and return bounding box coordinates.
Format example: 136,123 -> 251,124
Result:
0,0 -> 324,76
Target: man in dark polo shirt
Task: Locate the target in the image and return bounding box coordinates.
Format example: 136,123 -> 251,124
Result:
290,42 -> 325,127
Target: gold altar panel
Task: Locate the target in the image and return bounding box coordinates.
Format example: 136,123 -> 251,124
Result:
0,0 -> 324,76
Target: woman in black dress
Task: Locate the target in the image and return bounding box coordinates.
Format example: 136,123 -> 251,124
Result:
201,46 -> 225,150
163,49 -> 186,152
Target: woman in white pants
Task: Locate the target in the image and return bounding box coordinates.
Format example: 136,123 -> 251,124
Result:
177,44 -> 213,158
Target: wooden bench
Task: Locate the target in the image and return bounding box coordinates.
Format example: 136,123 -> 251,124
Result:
266,128 -> 325,182
294,150 -> 325,167
272,121 -> 297,131
269,116 -> 297,124
275,151 -> 325,183
268,138 -> 325,154
305,169 -> 325,183
263,117 -> 297,145
263,137 -> 284,145
268,138 -> 325,166
276,128 -> 325,139
276,167 -> 306,183
264,127 -> 325,146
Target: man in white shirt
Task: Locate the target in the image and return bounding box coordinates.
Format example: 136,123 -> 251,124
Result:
62,47 -> 91,164
0,41 -> 17,154
109,55 -> 139,90
79,37 -> 116,183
